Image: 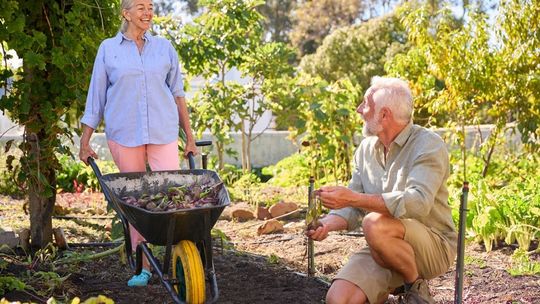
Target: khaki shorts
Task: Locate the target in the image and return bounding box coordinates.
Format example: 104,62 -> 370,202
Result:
334,218 -> 456,304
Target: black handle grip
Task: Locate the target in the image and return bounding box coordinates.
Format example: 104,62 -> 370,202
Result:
87,157 -> 102,178
187,152 -> 195,170
195,140 -> 212,147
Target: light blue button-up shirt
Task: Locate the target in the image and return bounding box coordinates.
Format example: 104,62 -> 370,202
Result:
81,32 -> 185,147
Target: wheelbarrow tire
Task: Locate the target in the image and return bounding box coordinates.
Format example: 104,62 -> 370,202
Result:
172,240 -> 206,303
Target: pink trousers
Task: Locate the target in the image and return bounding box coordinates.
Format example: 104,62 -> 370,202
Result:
107,140 -> 180,259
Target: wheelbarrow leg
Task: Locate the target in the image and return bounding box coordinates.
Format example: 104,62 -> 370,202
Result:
138,243 -> 185,304
163,218 -> 176,275
203,213 -> 219,303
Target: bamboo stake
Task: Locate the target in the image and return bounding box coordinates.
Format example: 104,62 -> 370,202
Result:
454,181 -> 469,304
307,176 -> 315,277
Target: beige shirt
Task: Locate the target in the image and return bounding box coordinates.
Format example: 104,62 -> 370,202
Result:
330,122 -> 457,248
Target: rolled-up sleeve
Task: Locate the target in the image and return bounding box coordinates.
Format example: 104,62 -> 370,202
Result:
329,147 -> 366,231
166,42 -> 185,98
382,142 -> 448,218
81,44 -> 107,129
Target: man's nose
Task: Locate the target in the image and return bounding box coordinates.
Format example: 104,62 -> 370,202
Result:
356,102 -> 364,114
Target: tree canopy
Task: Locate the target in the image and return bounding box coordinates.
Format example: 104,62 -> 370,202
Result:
0,0 -> 118,247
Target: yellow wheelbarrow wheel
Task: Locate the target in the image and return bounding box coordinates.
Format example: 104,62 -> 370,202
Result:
172,240 -> 206,303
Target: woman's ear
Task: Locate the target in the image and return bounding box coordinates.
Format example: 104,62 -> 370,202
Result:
122,10 -> 130,21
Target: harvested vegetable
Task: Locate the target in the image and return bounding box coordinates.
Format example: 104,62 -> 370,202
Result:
121,179 -> 224,212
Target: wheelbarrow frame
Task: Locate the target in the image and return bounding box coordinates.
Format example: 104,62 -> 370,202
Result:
88,149 -> 228,304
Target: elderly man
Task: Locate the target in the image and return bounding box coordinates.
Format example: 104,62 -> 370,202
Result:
307,76 -> 457,304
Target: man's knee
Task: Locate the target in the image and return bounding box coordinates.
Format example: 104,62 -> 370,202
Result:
326,279 -> 367,304
362,212 -> 387,240
362,212 -> 404,242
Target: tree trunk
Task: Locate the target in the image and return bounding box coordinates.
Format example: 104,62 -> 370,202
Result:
241,127 -> 248,172
26,132 -> 55,249
246,129 -> 252,173
217,142 -> 225,171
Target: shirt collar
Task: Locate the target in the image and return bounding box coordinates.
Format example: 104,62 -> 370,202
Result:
393,121 -> 414,147
115,31 -> 152,44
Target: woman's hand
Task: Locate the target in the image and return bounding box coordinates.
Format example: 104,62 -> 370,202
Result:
183,137 -> 198,158
79,142 -> 98,165
79,124 -> 97,165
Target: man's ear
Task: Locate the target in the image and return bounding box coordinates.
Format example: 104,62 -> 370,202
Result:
380,107 -> 390,120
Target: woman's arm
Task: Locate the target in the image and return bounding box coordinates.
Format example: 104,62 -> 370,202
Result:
175,96 -> 197,157
79,124 -> 98,165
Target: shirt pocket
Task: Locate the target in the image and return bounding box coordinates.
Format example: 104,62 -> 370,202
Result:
105,50 -> 142,85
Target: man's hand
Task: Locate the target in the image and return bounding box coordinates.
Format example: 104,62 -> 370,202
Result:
305,214 -> 348,241
317,186 -> 357,210
306,221 -> 330,241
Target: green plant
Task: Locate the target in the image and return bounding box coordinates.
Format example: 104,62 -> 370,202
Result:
228,173 -> 261,205
263,153 -> 311,187
56,156 -> 117,193
212,228 -> 234,250
449,152 -> 540,252
29,271 -> 70,297
508,248 -> 540,276
218,164 -> 245,187
0,276 -> 26,296
463,255 -> 486,269
267,253 -> 280,264
273,75 -> 362,184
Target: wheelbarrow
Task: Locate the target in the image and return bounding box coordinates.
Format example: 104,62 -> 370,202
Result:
88,149 -> 230,304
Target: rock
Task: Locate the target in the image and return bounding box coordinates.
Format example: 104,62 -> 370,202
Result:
232,209 -> 255,222
256,206 -> 272,220
17,228 -> 30,251
53,228 -> 69,250
257,219 -> 284,235
220,202 -> 253,221
268,201 -> 298,218
0,227 -> 18,252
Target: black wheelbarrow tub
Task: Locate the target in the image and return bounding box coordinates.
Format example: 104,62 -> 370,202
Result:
99,169 -> 230,246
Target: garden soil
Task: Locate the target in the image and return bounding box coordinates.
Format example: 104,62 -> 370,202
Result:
1,194 -> 540,303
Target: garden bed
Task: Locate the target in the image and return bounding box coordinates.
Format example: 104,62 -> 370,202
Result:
1,193 -> 539,303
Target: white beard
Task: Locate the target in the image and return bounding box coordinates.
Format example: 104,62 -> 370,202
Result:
362,118 -> 382,137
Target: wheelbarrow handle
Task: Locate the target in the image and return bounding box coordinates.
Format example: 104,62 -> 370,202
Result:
87,157 -> 102,178
187,152 -> 195,170
195,140 -> 212,147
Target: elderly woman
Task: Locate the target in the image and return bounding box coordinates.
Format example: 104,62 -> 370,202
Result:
79,0 -> 197,287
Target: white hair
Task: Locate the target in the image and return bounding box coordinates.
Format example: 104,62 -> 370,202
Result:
120,0 -> 136,33
368,76 -> 413,125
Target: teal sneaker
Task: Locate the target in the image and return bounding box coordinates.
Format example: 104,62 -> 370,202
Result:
127,269 -> 152,287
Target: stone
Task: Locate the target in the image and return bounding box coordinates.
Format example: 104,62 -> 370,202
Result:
256,206 -> 272,220
231,209 -> 255,222
268,201 -> 298,218
0,227 -> 19,252
221,202 -> 253,221
53,228 -> 69,250
257,219 -> 284,235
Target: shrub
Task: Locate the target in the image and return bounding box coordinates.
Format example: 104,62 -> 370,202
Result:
262,153 -> 311,187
